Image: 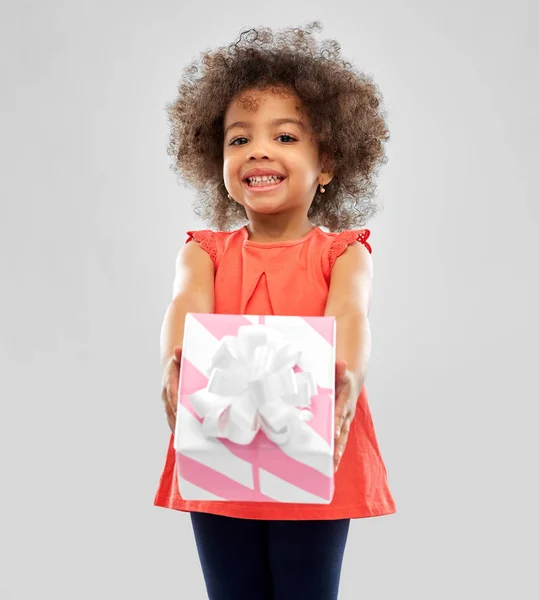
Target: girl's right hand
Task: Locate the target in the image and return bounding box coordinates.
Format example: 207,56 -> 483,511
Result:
161,346 -> 183,435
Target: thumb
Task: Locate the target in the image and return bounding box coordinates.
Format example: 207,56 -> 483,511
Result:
173,346 -> 182,363
336,359 -> 347,380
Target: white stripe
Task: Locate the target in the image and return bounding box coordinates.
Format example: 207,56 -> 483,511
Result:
174,404 -> 254,489
182,314 -> 221,376
259,469 -> 331,504
278,424 -> 334,477
178,477 -> 228,501
264,317 -> 335,389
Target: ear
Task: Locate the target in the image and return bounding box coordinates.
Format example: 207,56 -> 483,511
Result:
320,170 -> 334,186
318,152 -> 335,185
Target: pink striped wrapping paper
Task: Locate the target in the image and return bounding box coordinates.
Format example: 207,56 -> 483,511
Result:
174,313 -> 336,504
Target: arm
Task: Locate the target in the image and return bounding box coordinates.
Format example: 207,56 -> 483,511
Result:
324,241 -> 373,470
324,240 -> 373,394
159,240 -> 215,369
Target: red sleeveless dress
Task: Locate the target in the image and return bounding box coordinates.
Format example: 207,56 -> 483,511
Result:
154,226 -> 396,520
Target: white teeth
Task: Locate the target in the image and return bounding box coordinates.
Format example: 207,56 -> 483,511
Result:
247,175 -> 284,185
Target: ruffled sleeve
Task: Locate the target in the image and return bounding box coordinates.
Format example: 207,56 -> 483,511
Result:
186,230 -> 218,268
324,229 -> 372,282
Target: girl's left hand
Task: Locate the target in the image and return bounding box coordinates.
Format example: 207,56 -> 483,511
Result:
333,360 -> 359,473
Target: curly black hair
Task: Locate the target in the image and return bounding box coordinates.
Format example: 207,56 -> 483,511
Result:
165,21 -> 390,231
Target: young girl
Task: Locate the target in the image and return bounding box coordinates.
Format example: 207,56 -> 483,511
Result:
155,21 -> 396,600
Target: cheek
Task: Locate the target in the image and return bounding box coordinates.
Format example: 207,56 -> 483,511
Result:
222,157 -> 234,185
223,153 -> 240,175
223,156 -> 245,202
289,157 -> 319,184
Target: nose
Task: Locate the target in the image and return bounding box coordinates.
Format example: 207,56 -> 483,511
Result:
248,152 -> 270,161
246,144 -> 270,161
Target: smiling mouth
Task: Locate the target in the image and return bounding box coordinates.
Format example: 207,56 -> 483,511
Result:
243,176 -> 286,191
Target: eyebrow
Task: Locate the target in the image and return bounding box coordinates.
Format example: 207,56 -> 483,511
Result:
224,118 -> 306,137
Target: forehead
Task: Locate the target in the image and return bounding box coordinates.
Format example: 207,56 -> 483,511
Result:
224,87 -> 304,122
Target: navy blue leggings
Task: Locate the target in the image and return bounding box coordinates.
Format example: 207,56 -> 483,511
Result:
190,512 -> 350,600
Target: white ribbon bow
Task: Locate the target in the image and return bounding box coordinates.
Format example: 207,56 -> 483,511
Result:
189,325 -> 316,445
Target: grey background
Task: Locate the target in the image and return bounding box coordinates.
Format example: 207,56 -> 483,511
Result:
1,1 -> 537,599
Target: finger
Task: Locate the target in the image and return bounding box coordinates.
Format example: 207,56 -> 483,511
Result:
173,347 -> 182,363
335,360 -> 347,383
164,400 -> 176,435
167,414 -> 176,436
334,447 -> 345,472
161,381 -> 178,418
334,420 -> 351,471
166,363 -> 180,414
336,358 -> 347,371
334,425 -> 349,457
334,399 -> 351,437
334,420 -> 350,458
334,409 -> 347,439
334,363 -> 349,402
168,384 -> 178,415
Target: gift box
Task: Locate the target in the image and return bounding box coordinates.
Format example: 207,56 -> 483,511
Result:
174,313 -> 336,503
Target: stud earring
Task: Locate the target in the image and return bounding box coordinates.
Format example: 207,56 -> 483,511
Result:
319,184 -> 325,194
227,193 -> 232,200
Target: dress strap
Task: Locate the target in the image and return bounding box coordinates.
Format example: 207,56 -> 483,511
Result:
324,229 -> 372,281
186,230 -> 218,267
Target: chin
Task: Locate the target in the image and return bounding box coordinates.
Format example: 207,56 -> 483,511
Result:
243,199 -> 286,215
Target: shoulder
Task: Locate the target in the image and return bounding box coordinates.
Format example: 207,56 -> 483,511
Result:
318,228 -> 373,283
185,227 -> 245,268
325,228 -> 372,256
323,231 -> 373,316
328,238 -> 373,296
175,234 -> 214,278
172,233 -> 216,300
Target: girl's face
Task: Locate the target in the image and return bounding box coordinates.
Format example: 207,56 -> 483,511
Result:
223,86 -> 332,220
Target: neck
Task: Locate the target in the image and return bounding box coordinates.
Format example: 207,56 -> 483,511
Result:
245,211 -> 313,243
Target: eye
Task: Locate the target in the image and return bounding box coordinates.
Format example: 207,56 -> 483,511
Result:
229,136 -> 248,146
228,133 -> 298,146
277,133 -> 297,143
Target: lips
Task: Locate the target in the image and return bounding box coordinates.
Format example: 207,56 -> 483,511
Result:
242,167 -> 286,181
245,176 -> 284,186
242,176 -> 286,192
